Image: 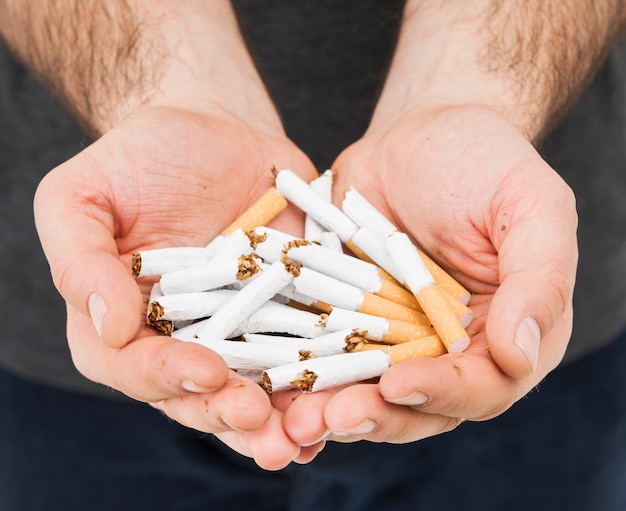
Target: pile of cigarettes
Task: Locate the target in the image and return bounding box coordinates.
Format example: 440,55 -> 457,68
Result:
132,168 -> 472,394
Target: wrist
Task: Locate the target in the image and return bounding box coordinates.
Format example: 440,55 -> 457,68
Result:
369,1 -> 626,143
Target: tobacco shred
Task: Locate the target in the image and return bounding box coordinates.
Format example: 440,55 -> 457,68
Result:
147,301 -> 165,323
344,329 -> 368,352
244,229 -> 267,249
290,369 -> 318,392
261,372 -> 273,394
147,318 -> 173,336
298,349 -> 316,361
131,252 -> 142,277
236,254 -> 262,280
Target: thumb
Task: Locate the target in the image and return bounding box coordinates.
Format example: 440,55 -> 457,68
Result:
486,183 -> 578,379
34,160 -> 143,349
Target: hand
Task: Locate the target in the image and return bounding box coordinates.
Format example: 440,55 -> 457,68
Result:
280,104 -> 578,445
33,105 -> 323,469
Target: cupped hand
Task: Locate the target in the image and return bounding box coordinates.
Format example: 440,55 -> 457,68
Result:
34,105 -> 321,469
281,104 -> 578,445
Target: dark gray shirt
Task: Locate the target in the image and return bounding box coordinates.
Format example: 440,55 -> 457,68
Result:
1,0 -> 625,397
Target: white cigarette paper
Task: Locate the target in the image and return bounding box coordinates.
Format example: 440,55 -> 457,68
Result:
243,328 -> 366,356
195,260 -> 295,340
148,289 -> 238,321
132,247 -> 212,278
159,254 -> 261,295
305,169 -> 334,242
386,231 -> 470,353
342,187 -> 397,239
262,349 -> 391,393
274,168 -> 358,241
190,339 -> 311,371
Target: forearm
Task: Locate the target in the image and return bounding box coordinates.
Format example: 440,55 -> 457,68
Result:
0,0 -> 280,135
372,0 -> 626,141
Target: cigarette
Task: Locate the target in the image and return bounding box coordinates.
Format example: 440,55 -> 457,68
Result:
386,232 -> 470,353
201,185 -> 287,257
230,300 -> 329,339
147,289 -> 238,322
341,186 -> 470,304
305,169 -> 334,242
243,328 -> 367,356
276,283 -> 333,313
284,239 -> 420,311
318,231 -> 344,253
195,260 -> 296,341
131,246 -> 212,278
261,349 -> 390,394
188,338 -> 313,371
261,333 -> 446,393
417,250 -> 471,305
342,186 -> 397,239
159,253 -> 262,295
345,226 -> 404,284
221,186 -> 288,236
324,307 -> 435,344
273,168 -> 359,242
205,229 -> 253,265
289,264 -> 429,325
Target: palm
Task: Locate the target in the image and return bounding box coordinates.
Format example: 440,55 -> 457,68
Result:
280,105 -> 578,445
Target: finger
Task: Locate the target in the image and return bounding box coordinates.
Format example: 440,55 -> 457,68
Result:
34,158 -> 143,348
67,307 -> 230,401
154,374 -> 273,434
216,409 -> 301,470
486,168 -> 578,378
323,384 -> 461,443
280,389 -> 338,446
379,350 -> 538,421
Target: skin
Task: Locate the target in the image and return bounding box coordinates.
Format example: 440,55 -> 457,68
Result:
4,0 -> 626,469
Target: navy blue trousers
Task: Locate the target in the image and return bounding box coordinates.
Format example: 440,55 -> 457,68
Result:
2,331 -> 626,511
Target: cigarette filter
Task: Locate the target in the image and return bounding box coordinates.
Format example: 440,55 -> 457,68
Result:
386,232 -> 470,353
221,186 -> 288,236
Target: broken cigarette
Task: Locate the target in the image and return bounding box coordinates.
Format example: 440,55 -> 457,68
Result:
261,333 -> 445,393
243,327 -> 367,357
159,253 -> 262,295
324,307 -> 435,344
342,186 -> 471,304
221,186 -> 288,236
195,260 -> 296,340
305,169 -> 334,242
131,246 -> 212,278
386,231 -> 470,353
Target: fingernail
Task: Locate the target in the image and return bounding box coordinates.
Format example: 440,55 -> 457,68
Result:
181,380 -> 216,393
515,316 -> 541,372
385,391 -> 430,406
334,418 -> 376,437
88,293 -> 107,338
301,428 -> 331,447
